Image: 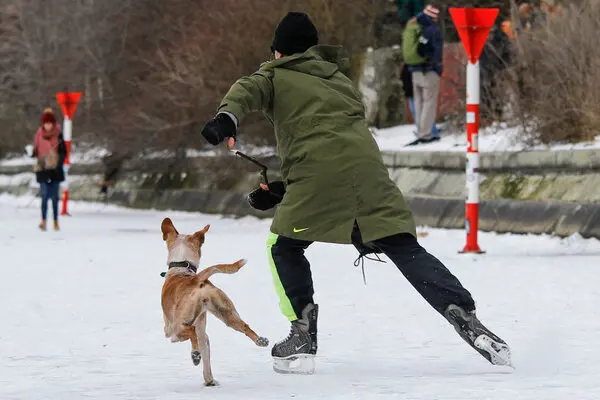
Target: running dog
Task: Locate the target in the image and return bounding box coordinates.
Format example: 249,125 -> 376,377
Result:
160,217 -> 269,386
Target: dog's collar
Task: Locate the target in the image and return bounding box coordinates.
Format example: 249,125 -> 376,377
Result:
160,261 -> 198,277
168,261 -> 198,273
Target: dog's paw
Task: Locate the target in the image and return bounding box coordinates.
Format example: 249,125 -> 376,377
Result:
256,336 -> 269,347
235,259 -> 247,268
204,380 -> 219,387
191,350 -> 201,366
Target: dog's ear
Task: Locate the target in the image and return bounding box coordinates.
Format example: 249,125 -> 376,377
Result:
192,225 -> 210,246
161,218 -> 179,241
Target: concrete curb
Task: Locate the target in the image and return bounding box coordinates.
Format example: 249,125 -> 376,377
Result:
404,195 -> 600,239
381,149 -> 600,172
3,148 -> 599,175
2,183 -> 598,239
106,188 -> 275,219
102,189 -> 600,240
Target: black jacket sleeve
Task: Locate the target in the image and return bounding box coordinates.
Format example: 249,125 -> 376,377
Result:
57,134 -> 67,165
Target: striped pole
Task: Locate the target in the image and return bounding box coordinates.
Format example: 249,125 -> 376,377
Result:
56,91 -> 81,216
60,116 -> 72,216
461,61 -> 484,253
449,7 -> 498,254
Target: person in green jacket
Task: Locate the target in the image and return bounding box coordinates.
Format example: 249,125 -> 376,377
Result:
200,12 -> 512,374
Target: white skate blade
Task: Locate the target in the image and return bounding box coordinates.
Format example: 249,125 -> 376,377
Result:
474,334 -> 514,368
273,354 -> 315,375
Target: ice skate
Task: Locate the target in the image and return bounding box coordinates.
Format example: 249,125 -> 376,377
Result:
444,304 -> 513,368
272,303 -> 318,375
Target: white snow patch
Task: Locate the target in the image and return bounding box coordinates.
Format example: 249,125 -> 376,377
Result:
0,173 -> 100,189
372,123 -> 600,153
0,172 -> 35,186
0,146 -> 111,167
0,154 -> 36,167
4,122 -> 599,168
2,145 -> 276,167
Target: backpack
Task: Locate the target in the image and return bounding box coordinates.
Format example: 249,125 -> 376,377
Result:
402,22 -> 427,66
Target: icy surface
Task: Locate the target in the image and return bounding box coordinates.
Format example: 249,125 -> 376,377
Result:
1,194 -> 600,399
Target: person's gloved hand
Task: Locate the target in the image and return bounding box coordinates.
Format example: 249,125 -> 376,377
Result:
248,181 -> 286,211
201,113 -> 237,146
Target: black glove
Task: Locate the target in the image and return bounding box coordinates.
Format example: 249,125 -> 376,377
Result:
201,113 -> 237,146
247,181 -> 286,211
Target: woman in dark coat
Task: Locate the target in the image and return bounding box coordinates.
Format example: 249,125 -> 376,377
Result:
32,108 -> 67,231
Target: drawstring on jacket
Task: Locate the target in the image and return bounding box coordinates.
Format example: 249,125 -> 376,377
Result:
350,220 -> 387,285
353,250 -> 386,285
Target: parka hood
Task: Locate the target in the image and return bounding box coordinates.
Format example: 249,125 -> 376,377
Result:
267,45 -> 351,78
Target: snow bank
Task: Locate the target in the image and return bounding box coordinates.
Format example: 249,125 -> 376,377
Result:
372,123 -> 600,153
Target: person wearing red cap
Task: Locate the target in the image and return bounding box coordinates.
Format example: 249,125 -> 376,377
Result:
200,11 -> 512,374
31,108 -> 66,231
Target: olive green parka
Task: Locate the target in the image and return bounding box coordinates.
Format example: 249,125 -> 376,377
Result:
218,45 -> 416,244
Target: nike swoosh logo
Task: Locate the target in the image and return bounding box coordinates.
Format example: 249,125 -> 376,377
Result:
295,343 -> 308,351
293,227 -> 309,233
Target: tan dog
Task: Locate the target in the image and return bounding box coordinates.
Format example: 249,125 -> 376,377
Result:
160,218 -> 269,386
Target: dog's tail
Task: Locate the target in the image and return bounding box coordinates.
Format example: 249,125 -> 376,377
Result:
196,259 -> 247,281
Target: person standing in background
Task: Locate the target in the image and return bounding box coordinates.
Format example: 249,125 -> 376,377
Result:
402,5 -> 443,146
31,108 -> 66,231
401,62 -> 440,138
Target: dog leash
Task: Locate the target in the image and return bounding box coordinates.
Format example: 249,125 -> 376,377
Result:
230,150 -> 270,185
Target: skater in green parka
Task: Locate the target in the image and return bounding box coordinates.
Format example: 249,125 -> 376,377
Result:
200,11 -> 512,374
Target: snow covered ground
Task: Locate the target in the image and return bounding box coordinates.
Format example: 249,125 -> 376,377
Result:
372,123 -> 600,153
0,146 -> 111,167
4,123 -> 599,168
0,144 -> 275,167
1,194 -> 600,399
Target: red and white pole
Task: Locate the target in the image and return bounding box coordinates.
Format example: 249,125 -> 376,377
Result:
461,61 -> 484,253
60,116 -> 72,216
56,90 -> 81,216
449,7 -> 498,254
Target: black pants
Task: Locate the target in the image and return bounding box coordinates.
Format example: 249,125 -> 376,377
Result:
268,232 -> 475,321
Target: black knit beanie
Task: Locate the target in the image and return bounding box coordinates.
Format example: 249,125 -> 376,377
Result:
271,12 -> 319,56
